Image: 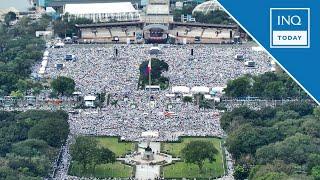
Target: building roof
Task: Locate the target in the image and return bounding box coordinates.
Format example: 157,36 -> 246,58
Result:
75,21 -> 143,28
64,2 -> 138,14
170,22 -> 237,29
192,0 -> 221,15
146,4 -> 169,15
48,0 -> 141,7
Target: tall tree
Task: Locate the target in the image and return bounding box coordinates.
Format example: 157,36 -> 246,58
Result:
181,141 -> 218,172
70,137 -> 98,170
4,12 -> 17,26
50,76 -> 75,96
28,118 -> 69,147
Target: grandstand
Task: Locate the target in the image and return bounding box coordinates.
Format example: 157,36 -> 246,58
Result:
76,22 -> 144,43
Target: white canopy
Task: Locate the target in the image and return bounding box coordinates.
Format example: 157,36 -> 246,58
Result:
43,51 -> 49,57
141,131 -> 159,137
165,94 -> 175,98
204,95 -> 214,100
211,86 -> 226,94
38,69 -> 45,74
191,86 -> 210,94
41,60 -> 48,67
252,46 -> 264,52
183,94 -> 193,97
172,86 -> 190,93
84,95 -> 96,101
64,2 -> 137,14
55,42 -> 64,47
214,97 -> 221,102
72,92 -> 82,95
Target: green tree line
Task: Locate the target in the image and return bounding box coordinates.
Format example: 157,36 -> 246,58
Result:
221,102 -> 320,180
0,110 -> 69,179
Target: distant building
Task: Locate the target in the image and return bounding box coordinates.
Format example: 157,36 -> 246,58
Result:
44,0 -> 142,8
63,2 -> 140,22
192,0 -> 222,15
142,0 -> 173,24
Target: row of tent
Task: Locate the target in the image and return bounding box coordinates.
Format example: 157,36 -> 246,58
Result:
38,50 -> 50,75
171,86 -> 226,94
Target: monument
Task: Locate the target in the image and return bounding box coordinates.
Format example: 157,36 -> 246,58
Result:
142,141 -> 154,161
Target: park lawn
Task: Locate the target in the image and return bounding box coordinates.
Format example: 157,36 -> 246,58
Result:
162,137 -> 225,179
69,161 -> 133,178
94,137 -> 136,157
163,160 -> 223,179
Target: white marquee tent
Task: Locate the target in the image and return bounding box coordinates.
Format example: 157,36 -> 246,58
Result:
172,86 -> 190,93
64,2 -> 140,22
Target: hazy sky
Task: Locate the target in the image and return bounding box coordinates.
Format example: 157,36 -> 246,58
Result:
0,0 -> 32,11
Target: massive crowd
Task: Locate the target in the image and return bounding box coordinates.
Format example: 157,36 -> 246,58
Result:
42,43 -> 271,141
40,43 -> 271,179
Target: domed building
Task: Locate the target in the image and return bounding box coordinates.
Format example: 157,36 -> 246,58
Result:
192,0 -> 222,15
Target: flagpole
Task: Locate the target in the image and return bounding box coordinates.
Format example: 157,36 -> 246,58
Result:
149,58 -> 151,103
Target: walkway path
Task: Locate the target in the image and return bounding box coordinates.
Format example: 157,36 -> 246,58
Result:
135,142 -> 161,180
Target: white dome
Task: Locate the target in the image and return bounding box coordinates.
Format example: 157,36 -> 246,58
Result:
192,0 -> 221,15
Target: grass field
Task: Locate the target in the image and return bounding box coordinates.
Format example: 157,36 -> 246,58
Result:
162,137 -> 225,179
69,161 -> 133,178
69,136 -> 136,178
94,136 -> 136,157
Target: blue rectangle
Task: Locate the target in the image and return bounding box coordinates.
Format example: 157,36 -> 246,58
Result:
271,9 -> 308,31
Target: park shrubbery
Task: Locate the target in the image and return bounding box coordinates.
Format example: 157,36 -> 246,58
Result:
221,102 -> 320,180
224,72 -> 309,99
0,110 -> 69,179
0,14 -> 50,96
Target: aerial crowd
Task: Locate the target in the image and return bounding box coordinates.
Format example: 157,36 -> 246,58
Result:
42,43 -> 271,141
41,43 -> 271,179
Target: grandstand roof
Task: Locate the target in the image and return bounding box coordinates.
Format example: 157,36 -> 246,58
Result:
75,21 -> 144,28
49,0 -> 141,7
64,2 -> 137,14
170,22 -> 237,29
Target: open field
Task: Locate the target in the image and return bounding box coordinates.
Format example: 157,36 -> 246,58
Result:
94,136 -> 136,157
69,136 -> 136,178
162,137 -> 225,179
69,161 -> 133,178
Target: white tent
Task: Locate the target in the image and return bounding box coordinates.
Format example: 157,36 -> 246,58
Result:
204,95 -> 214,100
54,42 -> 64,48
41,60 -> 48,67
64,2 -> 139,22
141,131 -> 159,137
165,94 -> 175,98
149,47 -> 160,55
84,95 -> 96,107
183,94 -> 193,97
172,86 -> 190,93
191,86 -> 210,94
211,86 -> 226,94
84,95 -> 96,101
252,46 -> 264,52
43,51 -> 49,57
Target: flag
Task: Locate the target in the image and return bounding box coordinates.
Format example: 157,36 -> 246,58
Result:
147,59 -> 151,74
